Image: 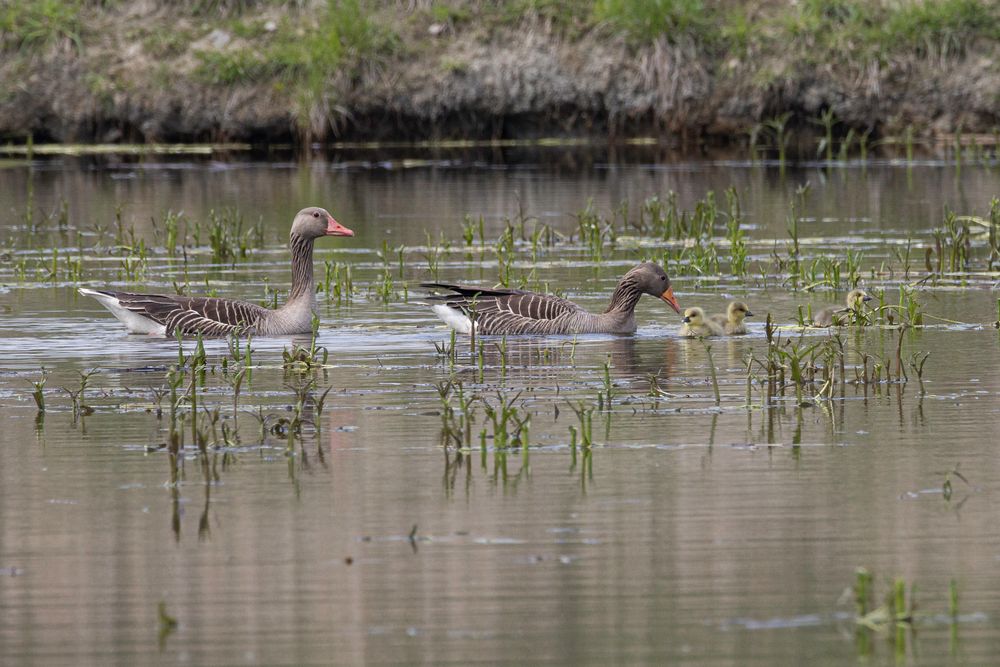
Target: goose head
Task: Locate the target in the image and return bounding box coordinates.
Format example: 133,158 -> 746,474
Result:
292,207 -> 354,239
626,262 -> 681,313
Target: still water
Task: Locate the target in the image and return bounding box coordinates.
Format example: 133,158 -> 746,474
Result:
1,146 -> 999,665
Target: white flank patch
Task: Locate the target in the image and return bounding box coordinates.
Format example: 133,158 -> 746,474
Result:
79,288 -> 166,336
432,304 -> 473,334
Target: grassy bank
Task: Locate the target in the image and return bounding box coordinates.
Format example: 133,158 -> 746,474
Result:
2,0 -> 1000,149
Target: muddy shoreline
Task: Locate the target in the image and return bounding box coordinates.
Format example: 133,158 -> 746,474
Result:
3,3 -> 999,152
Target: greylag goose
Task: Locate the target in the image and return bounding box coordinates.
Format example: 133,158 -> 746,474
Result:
423,262 -> 681,335
79,207 -> 353,336
812,289 -> 872,327
680,307 -> 724,337
709,301 -> 754,335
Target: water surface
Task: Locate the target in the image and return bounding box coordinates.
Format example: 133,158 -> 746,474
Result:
1,147 -> 999,665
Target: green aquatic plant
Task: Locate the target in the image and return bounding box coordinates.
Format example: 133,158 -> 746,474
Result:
224,367 -> 246,420
811,108 -> 837,163
160,209 -> 185,255
371,268 -> 396,303
725,189 -> 748,276
786,200 -> 801,260
283,314 -> 328,371
838,128 -> 856,161
433,329 -> 457,361
598,355 -> 615,410
27,371 -> 46,412
482,391 -> 527,450
576,199 -> 611,259
756,112 -> 793,167
62,368 -> 97,420
324,260 -> 354,303
568,400 -> 595,448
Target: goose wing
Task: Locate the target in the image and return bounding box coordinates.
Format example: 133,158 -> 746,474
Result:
423,283 -> 586,334
110,291 -> 269,336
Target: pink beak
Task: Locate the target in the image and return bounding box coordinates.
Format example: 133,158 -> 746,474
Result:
326,216 -> 354,237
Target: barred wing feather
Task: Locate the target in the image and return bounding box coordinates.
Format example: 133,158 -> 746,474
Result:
115,293 -> 268,336
423,283 -> 587,335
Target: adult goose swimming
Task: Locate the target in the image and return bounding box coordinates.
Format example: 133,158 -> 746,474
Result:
79,207 -> 354,336
423,262 -> 681,335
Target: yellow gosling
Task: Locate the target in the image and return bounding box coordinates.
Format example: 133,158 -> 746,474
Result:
709,301 -> 754,335
680,307 -> 724,337
812,289 -> 872,327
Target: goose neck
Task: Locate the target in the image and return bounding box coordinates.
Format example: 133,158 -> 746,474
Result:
604,278 -> 642,314
287,233 -> 316,303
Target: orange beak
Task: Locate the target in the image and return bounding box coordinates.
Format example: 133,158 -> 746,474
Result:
326,216 -> 354,237
660,286 -> 681,314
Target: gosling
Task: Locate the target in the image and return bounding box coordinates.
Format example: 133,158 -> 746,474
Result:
680,307 -> 725,337
812,289 -> 872,327
709,301 -> 754,335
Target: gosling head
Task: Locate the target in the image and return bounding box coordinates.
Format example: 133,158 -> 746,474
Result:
291,206 -> 354,240
846,289 -> 872,309
682,307 -> 706,325
727,301 -> 753,323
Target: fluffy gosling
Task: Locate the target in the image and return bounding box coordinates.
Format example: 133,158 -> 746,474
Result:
812,289 -> 872,327
709,301 -> 754,335
680,307 -> 724,337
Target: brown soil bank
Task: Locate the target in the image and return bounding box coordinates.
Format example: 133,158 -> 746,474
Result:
3,0 -> 1000,152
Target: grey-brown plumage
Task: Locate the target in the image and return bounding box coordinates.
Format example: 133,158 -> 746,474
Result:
79,207 -> 354,336
812,289 -> 872,327
423,262 -> 681,335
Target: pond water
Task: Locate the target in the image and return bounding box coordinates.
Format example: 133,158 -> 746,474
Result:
1,146 -> 999,665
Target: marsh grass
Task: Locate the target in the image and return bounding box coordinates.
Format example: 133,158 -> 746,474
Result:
568,400 -> 595,448
27,371 -> 46,412
62,369 -> 96,420
0,0 -> 83,54
482,391 -> 528,450
282,315 -> 328,371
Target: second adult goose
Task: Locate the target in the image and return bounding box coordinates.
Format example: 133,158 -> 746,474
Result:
423,262 -> 681,335
79,207 -> 354,336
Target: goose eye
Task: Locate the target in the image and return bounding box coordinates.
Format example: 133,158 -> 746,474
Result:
313,211 -> 320,218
